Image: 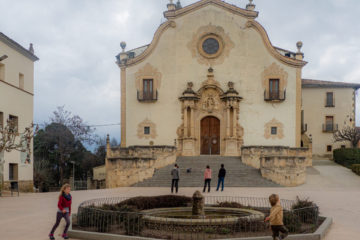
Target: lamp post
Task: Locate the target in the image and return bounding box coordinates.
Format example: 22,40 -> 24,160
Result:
70,161 -> 75,190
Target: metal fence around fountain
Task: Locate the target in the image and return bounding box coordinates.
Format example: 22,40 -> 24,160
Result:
75,196 -> 320,240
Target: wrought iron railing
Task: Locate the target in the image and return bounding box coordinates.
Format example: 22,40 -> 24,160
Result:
264,89 -> 286,102
137,90 -> 158,102
322,123 -> 338,132
74,196 -> 321,239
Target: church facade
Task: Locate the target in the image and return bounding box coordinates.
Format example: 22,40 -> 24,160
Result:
117,0 -> 307,157
107,0 -> 359,187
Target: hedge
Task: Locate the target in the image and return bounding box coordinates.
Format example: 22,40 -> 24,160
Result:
351,164 -> 360,176
333,148 -> 360,168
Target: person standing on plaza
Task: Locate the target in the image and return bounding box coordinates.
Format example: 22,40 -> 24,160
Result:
216,164 -> 226,191
49,183 -> 72,240
171,164 -> 180,193
203,165 -> 212,193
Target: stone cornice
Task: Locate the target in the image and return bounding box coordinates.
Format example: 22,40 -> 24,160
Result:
0,32 -> 39,62
164,0 -> 258,20
117,21 -> 176,68
246,20 -> 307,68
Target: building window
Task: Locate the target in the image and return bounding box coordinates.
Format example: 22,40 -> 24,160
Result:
0,63 -> 4,81
19,73 -> 24,89
144,126 -> 150,135
143,79 -> 153,100
9,115 -> 18,133
323,116 -> 337,132
271,127 -> 277,135
326,145 -> 332,152
9,163 -> 18,181
269,79 -> 280,99
326,92 -> 334,107
0,111 -> 3,129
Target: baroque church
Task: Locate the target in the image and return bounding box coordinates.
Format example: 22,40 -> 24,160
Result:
106,0 -> 359,188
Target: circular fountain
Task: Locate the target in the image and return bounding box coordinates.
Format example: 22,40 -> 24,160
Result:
141,191 -> 264,230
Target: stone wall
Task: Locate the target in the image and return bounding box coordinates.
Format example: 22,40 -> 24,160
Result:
106,145 -> 176,188
241,145 -> 310,187
3,180 -> 34,192
241,145 -> 312,169
260,156 -> 306,187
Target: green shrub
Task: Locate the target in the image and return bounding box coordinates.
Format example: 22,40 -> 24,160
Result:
218,227 -> 232,235
283,211 -> 301,233
333,148 -> 360,168
204,227 -> 216,234
216,201 -> 244,208
292,197 -> 319,224
116,195 -> 192,210
351,164 -> 360,175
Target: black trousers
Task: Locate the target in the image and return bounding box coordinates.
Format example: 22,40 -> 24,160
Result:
171,179 -> 179,193
50,212 -> 70,235
203,179 -> 211,192
271,225 -> 288,239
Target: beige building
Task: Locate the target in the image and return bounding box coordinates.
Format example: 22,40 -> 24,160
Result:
302,79 -> 360,158
0,32 -> 38,191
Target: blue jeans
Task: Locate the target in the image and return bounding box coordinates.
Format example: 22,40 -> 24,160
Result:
216,177 -> 224,191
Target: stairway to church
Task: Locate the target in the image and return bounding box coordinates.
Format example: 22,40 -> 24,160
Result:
133,156 -> 280,187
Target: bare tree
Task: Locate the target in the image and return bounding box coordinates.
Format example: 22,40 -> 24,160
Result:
333,126 -> 360,148
0,119 -> 37,195
50,106 -> 95,144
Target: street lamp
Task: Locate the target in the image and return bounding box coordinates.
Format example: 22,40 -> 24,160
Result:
70,161 -> 75,190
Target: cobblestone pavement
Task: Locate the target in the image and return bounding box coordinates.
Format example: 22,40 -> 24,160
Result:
0,160 -> 359,240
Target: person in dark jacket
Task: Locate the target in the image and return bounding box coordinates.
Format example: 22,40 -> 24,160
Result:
216,164 -> 226,191
171,164 -> 180,193
49,183 -> 72,240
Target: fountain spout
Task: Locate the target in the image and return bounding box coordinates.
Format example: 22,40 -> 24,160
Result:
192,191 -> 205,217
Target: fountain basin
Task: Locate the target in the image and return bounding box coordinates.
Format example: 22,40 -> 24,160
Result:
142,207 -> 264,226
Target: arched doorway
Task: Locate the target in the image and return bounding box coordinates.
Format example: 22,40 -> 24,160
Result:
201,116 -> 220,155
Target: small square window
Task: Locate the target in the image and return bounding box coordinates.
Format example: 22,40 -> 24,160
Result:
144,126 -> 150,135
327,145 -> 332,152
271,127 -> 277,135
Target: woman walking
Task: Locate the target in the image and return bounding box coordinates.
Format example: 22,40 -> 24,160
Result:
49,183 -> 72,240
203,165 -> 212,193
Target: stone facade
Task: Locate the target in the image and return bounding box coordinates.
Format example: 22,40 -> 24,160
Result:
106,142 -> 176,188
0,33 -> 38,192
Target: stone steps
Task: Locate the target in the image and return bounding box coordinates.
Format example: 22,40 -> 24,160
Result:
133,156 -> 281,187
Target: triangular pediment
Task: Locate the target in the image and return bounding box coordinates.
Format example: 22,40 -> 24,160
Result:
164,0 -> 258,20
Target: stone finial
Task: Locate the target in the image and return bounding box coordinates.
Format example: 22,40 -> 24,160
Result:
175,0 -> 182,10
187,82 -> 194,89
228,81 -> 234,89
106,134 -> 110,145
120,41 -> 127,52
296,41 -> 303,53
295,41 -> 304,60
246,0 -> 256,11
167,0 -> 176,11
29,43 -> 34,54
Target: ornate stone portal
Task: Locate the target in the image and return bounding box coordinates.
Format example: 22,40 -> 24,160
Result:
178,68 -> 243,156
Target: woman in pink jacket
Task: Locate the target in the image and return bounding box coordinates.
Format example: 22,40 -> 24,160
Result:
203,165 -> 212,193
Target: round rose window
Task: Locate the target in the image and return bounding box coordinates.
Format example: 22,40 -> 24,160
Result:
202,38 -> 220,55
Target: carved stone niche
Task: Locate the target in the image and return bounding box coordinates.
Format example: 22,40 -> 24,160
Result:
178,68 -> 243,157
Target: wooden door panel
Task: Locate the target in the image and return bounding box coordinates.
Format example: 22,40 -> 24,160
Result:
201,116 -> 220,155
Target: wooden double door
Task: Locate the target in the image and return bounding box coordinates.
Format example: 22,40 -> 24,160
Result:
200,116 -> 220,155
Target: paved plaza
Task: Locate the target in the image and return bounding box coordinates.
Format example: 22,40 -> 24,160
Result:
0,160 -> 359,240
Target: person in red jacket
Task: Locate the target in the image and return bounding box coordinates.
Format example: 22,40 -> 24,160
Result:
49,183 -> 72,240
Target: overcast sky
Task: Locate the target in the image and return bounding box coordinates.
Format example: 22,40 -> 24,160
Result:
0,0 -> 359,144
